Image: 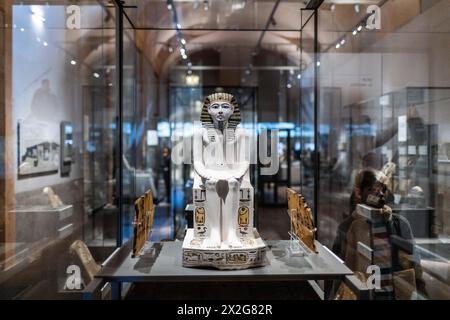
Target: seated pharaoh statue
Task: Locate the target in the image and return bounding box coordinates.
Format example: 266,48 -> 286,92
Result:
182,93 -> 267,270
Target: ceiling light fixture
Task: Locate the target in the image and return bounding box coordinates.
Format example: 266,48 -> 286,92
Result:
186,74 -> 200,86
31,8 -> 46,22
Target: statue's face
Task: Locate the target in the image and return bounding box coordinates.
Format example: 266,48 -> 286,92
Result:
208,101 -> 234,123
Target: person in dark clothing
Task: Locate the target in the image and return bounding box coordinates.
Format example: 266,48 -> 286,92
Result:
331,169 -> 426,300
161,147 -> 171,202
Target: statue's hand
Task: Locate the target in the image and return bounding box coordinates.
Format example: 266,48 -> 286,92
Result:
204,169 -> 214,180
231,171 -> 245,180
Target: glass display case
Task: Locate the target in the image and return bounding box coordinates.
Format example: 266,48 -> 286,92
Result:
1,0 -> 450,302
344,87 -> 444,239
316,0 -> 450,299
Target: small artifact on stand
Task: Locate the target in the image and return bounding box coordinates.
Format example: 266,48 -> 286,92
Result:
382,160 -> 397,193
132,190 -> 155,258
406,186 -> 425,208
182,93 -> 267,270
43,186 -> 64,208
69,240 -> 101,289
286,188 -> 318,255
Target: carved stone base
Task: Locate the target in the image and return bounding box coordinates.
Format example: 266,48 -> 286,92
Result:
182,229 -> 268,270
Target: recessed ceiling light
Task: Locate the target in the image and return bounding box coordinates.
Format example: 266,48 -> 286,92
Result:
31,9 -> 46,22
93,72 -> 100,78
70,60 -> 77,65
43,41 -> 48,47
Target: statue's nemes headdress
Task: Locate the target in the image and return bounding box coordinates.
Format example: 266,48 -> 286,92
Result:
201,93 -> 241,131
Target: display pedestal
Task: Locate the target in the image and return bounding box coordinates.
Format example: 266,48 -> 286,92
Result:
182,229 -> 267,270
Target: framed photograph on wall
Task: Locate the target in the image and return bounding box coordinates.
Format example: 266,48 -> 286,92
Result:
60,121 -> 74,177
17,120 -> 59,179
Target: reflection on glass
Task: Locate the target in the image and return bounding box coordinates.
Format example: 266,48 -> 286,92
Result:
317,0 -> 450,300
0,1 -> 117,299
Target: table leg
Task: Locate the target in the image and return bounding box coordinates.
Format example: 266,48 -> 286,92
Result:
111,281 -> 121,300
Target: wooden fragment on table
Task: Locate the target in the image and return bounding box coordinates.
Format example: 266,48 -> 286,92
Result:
286,188 -> 317,253
132,190 -> 156,258
132,196 -> 145,257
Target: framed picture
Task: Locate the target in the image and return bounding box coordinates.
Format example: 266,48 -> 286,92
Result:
17,121 -> 59,178
60,121 -> 74,177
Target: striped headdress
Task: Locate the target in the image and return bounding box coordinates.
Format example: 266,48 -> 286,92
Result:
201,93 -> 241,142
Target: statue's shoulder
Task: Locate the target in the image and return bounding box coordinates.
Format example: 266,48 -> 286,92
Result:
194,127 -> 208,142
194,127 -> 207,136
235,126 -> 249,138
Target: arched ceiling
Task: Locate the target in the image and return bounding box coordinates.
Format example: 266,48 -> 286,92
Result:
123,0 -> 313,77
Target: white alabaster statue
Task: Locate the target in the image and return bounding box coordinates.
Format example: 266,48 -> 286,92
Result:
183,93 -> 266,270
193,93 -> 250,248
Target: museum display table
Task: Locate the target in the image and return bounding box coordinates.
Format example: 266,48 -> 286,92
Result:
84,239 -> 368,300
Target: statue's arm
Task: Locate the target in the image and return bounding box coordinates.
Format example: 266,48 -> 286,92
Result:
233,129 -> 250,179
193,129 -> 210,179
